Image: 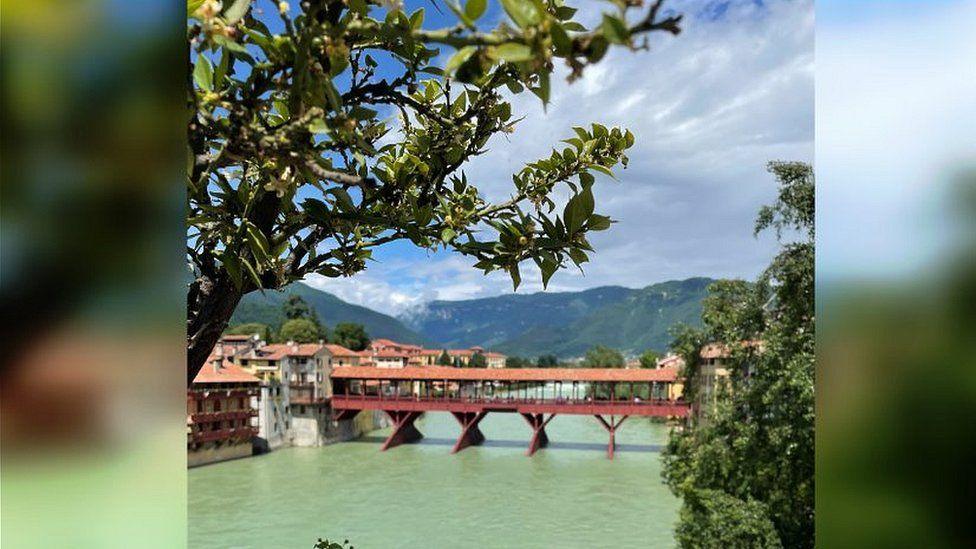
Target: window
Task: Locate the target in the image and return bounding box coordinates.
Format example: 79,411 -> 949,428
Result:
300,405 -> 306,414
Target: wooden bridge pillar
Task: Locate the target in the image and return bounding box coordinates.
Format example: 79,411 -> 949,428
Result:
521,413 -> 556,456
594,415 -> 628,459
380,410 -> 423,451
450,411 -> 487,453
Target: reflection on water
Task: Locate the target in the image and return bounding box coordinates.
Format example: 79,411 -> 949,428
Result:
189,410 -> 680,548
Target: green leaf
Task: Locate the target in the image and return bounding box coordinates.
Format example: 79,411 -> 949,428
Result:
241,257 -> 264,289
222,0 -> 251,24
510,263 -> 522,290
550,24 -> 572,56
491,43 -> 533,63
308,118 -> 329,134
446,46 -> 477,74
532,71 -> 550,105
568,247 -> 588,266
246,225 -> 271,262
410,8 -> 425,29
187,0 -> 205,18
554,5 -> 577,21
500,0 -> 542,29
193,55 -> 214,92
441,227 -> 457,243
601,14 -> 630,44
588,214 -> 612,231
222,252 -> 243,289
465,0 -> 487,21
540,257 -> 558,288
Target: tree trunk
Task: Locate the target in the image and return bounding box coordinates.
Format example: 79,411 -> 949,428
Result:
187,275 -> 244,386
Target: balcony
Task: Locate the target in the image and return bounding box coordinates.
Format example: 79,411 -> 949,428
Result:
288,383 -> 329,405
189,426 -> 258,443
188,409 -> 257,424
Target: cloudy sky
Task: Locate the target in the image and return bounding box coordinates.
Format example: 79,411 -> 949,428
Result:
307,0 -> 815,316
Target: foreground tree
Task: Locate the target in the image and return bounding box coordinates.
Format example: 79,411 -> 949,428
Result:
185,0 -> 683,383
662,162 -> 814,548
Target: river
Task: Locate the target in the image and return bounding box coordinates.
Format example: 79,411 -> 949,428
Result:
189,407 -> 680,548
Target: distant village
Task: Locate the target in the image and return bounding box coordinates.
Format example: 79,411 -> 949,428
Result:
188,328 -> 740,467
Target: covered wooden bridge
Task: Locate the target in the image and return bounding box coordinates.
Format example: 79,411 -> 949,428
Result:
330,366 -> 687,459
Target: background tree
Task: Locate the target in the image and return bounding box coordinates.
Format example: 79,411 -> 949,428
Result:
468,351 -> 487,368
225,322 -> 268,338
662,162 -> 814,549
437,349 -> 452,366
185,0 -> 683,383
283,294 -> 317,321
280,294 -> 328,340
638,349 -> 660,368
331,322 -> 370,351
506,356 -> 530,368
582,345 -> 624,368
279,318 -> 321,343
536,354 -> 559,368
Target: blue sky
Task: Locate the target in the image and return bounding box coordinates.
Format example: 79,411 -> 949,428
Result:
816,0 -> 976,282
303,0 -> 815,315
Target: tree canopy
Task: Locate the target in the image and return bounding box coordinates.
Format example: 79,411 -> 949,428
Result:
331,322 -> 370,350
279,317 -> 322,343
582,344 -> 623,368
468,351 -> 487,368
662,162 -> 814,548
224,322 -> 269,338
437,349 -> 452,366
185,0 -> 683,382
638,349 -> 660,368
536,354 -> 558,367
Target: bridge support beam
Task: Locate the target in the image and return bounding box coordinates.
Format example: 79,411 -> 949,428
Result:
381,410 -> 423,451
594,415 -> 628,459
333,409 -> 361,422
521,413 -> 556,456
450,411 -> 487,453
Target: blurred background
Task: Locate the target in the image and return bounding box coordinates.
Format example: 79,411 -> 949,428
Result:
1,0 -> 974,547
817,1 -> 976,548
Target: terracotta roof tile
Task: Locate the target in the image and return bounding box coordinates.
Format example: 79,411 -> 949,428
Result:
193,357 -> 260,384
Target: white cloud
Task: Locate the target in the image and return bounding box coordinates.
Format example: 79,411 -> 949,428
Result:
308,0 -> 814,314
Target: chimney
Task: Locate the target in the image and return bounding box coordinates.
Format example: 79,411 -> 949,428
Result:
212,345 -> 224,373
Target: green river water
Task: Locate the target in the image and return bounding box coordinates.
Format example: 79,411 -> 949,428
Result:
189,409 -> 680,548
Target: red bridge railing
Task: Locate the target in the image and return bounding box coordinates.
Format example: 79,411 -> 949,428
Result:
328,367 -> 689,459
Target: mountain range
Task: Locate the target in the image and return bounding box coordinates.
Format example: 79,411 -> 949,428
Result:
231,277 -> 714,358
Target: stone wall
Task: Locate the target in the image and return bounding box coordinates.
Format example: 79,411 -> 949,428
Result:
188,442 -> 252,468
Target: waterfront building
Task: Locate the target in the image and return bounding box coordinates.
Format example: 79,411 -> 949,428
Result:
188,348 -> 260,467
418,346 -> 507,368
323,343 -> 362,367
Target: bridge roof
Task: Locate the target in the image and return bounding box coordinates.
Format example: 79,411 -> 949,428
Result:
330,366 -> 679,382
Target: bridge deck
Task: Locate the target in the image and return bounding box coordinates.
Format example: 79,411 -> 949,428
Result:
331,394 -> 689,417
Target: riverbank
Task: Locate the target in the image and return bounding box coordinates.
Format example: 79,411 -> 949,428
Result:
189,411 -> 680,548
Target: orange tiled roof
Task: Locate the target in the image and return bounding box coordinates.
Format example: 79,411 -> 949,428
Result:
323,344 -> 358,357
262,343 -> 324,357
331,366 -> 679,382
194,357 -> 260,384
700,340 -> 763,359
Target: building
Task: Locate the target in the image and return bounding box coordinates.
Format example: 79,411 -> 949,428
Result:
323,343 -> 362,368
188,348 -> 260,467
654,342 -> 762,409
418,345 -> 507,368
